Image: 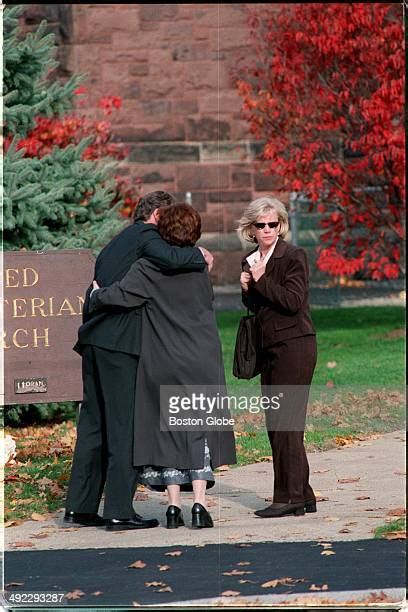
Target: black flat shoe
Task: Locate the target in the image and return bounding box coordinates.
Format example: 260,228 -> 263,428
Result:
166,505 -> 185,529
63,511 -> 107,527
106,516 -> 159,531
305,499 -> 317,513
191,502 -> 213,529
254,502 -> 305,518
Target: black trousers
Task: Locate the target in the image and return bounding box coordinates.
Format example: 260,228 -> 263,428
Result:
261,335 -> 317,504
65,346 -> 140,519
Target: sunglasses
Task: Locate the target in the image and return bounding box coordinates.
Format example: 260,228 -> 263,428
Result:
253,221 -> 280,229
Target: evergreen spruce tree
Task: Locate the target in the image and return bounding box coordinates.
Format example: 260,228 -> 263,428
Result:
3,5 -> 125,252
3,6 -> 126,425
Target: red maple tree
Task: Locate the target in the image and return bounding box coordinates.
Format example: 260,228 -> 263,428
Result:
4,90 -> 141,218
235,3 -> 404,280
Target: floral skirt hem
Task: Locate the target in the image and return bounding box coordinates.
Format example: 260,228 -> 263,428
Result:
138,441 -> 214,492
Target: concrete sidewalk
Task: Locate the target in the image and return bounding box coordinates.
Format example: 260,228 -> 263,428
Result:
5,430 -> 405,551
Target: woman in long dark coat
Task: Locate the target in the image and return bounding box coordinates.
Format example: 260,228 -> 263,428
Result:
90,204 -> 236,529
237,195 -> 317,518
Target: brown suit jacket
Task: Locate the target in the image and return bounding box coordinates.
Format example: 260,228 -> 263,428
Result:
242,236 -> 316,348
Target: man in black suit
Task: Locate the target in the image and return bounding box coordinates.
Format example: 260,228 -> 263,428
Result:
64,191 -> 212,530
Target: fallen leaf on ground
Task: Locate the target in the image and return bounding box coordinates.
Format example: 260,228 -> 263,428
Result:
237,562 -> 251,566
128,560 -> 147,569
321,550 -> 336,556
221,590 -> 241,597
222,570 -> 253,576
386,508 -> 405,517
309,584 -> 329,591
30,512 -> 48,521
5,582 -> 24,588
5,520 -> 22,528
313,469 -> 330,474
145,581 -> 167,588
165,550 -> 182,557
255,455 -> 272,462
134,493 -> 148,502
335,435 -> 355,446
29,533 -> 50,539
327,361 -> 337,369
12,541 -> 34,548
338,528 -> 351,534
338,477 -> 360,483
157,586 -> 172,593
237,543 -> 252,547
60,527 -> 79,532
216,465 -> 230,471
324,517 -> 340,522
92,591 -> 103,596
65,590 -> 85,600
158,565 -> 170,572
316,496 -> 329,502
356,496 -> 370,500
262,577 -> 304,588
383,531 -> 406,540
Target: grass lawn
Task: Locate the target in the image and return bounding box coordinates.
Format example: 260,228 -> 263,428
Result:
374,517 -> 406,539
4,306 -> 406,521
218,305 -> 405,388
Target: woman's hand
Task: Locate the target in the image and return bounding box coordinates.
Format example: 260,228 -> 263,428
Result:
240,271 -> 252,291
92,280 -> 100,290
250,260 -> 266,282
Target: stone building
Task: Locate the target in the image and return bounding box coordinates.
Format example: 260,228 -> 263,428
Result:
21,4 -> 289,285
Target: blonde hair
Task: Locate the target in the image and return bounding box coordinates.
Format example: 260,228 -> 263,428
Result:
237,196 -> 289,243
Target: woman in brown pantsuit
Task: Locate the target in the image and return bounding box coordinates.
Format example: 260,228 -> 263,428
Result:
237,196 -> 317,518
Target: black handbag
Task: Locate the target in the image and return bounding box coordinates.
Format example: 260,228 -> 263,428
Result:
233,310 -> 261,379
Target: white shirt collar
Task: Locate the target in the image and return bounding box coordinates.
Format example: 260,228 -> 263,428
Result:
246,238 -> 278,267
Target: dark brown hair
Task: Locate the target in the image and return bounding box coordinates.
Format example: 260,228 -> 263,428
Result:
158,204 -> 201,246
133,190 -> 176,222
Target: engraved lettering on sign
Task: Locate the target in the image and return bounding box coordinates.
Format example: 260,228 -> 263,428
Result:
13,329 -> 29,349
23,268 -> 39,287
33,328 -> 50,348
5,268 -> 39,288
3,328 -> 51,350
15,377 -> 48,394
5,269 -> 19,288
12,298 -> 27,318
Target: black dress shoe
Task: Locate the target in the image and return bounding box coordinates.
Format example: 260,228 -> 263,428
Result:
191,503 -> 213,529
166,505 -> 185,529
254,502 -> 305,518
63,511 -> 106,527
304,499 -> 317,513
105,515 -> 159,531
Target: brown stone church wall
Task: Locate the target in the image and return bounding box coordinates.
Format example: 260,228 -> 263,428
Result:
21,3 -> 288,283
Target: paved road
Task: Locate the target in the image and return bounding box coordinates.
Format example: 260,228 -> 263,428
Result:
4,540 -> 406,607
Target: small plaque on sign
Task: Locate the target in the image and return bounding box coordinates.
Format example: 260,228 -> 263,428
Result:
14,377 -> 48,394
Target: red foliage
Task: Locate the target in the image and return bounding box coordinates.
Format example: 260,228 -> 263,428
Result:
236,3 -> 405,280
5,92 -> 141,218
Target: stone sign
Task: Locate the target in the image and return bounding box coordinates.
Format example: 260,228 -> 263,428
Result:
2,249 -> 95,405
